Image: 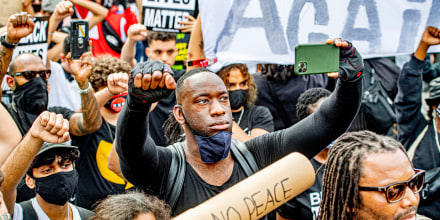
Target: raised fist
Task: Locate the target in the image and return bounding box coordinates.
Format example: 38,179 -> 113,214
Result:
327,38 -> 364,82
128,60 -> 176,107
127,24 -> 148,42
108,72 -> 129,95
7,12 -> 35,44
53,1 -> 74,22
30,111 -> 70,144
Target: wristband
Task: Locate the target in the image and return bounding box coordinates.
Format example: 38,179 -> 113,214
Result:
1,33 -> 17,49
77,82 -> 92,94
187,58 -> 218,67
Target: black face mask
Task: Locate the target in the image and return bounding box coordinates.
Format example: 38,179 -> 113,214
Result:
12,77 -> 48,115
228,89 -> 248,110
34,170 -> 79,206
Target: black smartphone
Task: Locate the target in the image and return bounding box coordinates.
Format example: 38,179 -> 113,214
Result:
294,43 -> 339,75
70,20 -> 89,59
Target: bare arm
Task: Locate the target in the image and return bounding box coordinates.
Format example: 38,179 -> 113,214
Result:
186,15 -> 204,71
232,121 -> 269,142
47,0 -> 74,58
121,24 -> 148,67
0,111 -> 69,216
68,44 -> 103,136
108,142 -> 126,180
69,0 -> 109,29
0,105 -> 22,166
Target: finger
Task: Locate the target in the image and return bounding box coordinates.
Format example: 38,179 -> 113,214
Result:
165,74 -> 176,90
325,39 -> 333,45
150,71 -> 162,89
334,38 -> 342,47
45,112 -> 57,131
88,40 -> 93,53
341,41 -> 349,48
59,132 -> 70,143
21,12 -> 27,25
158,72 -> 169,88
133,73 -> 143,88
40,111 -> 50,127
50,114 -> 65,134
142,73 -> 152,90
57,118 -> 69,136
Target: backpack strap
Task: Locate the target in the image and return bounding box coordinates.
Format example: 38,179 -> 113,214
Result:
19,200 -> 38,219
407,124 -> 429,161
230,139 -> 259,176
165,142 -> 186,211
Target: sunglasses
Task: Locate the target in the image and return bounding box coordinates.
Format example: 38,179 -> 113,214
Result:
359,169 -> 425,203
11,69 -> 51,80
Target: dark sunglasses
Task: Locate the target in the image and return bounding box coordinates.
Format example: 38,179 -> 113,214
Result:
11,69 -> 51,80
359,169 -> 425,203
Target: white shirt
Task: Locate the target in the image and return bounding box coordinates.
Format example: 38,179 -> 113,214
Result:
13,198 -> 81,220
47,61 -> 81,111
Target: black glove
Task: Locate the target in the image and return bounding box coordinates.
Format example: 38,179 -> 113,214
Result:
338,41 -> 364,82
128,60 -> 174,107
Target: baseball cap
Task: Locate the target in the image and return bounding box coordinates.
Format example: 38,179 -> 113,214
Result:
36,142 -> 78,157
425,77 -> 440,106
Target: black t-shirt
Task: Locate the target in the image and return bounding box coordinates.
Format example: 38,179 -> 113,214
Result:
148,70 -> 185,146
232,105 -> 274,134
277,159 -> 324,220
72,119 -> 130,209
116,77 -> 361,216
1,104 -> 75,202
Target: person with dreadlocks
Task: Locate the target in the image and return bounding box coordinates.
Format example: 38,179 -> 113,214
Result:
318,131 -> 425,220
115,37 -> 364,217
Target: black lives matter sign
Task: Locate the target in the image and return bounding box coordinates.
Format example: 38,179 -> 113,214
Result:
12,16 -> 49,65
142,0 -> 196,33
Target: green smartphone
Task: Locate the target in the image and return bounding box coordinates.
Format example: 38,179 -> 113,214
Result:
294,43 -> 339,75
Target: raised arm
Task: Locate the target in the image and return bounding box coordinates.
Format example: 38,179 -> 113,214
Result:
115,60 -> 175,188
186,15 -> 204,71
0,13 -> 35,165
67,43 -> 103,136
70,0 -> 109,29
121,24 -> 148,67
47,1 -> 74,65
395,26 -> 440,149
248,39 -> 364,167
1,111 -> 69,216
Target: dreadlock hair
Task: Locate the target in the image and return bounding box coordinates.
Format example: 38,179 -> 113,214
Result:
318,130 -> 407,220
217,64 -> 257,107
296,87 -> 331,121
164,68 -> 215,143
259,64 -> 295,82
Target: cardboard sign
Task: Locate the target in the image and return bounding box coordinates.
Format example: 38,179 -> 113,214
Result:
199,0 -> 440,71
174,153 -> 315,220
142,0 -> 197,32
11,16 -> 49,66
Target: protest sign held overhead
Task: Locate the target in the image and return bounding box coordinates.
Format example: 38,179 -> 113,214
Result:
142,0 -> 197,33
199,0 -> 440,71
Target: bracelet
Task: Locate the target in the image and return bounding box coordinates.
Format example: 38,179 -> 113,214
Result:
1,33 -> 17,49
48,32 -> 55,35
77,82 -> 92,94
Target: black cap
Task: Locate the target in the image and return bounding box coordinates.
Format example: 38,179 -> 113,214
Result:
37,142 -> 78,157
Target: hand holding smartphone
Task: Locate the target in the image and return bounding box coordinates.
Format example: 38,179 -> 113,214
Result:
70,20 -> 89,60
294,43 -> 339,75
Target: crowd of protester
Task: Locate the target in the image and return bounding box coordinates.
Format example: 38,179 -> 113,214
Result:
0,0 -> 439,219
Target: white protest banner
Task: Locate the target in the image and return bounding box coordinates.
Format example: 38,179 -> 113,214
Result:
12,16 -> 49,66
199,0 -> 440,71
142,0 -> 197,33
